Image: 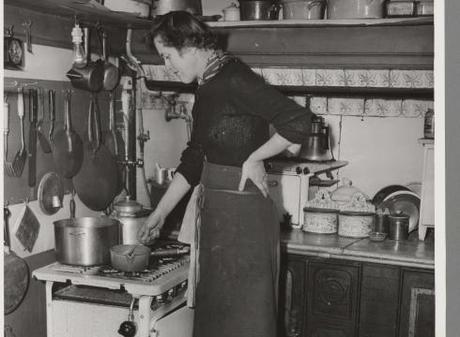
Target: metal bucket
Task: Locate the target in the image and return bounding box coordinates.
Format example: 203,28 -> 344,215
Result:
53,216 -> 120,266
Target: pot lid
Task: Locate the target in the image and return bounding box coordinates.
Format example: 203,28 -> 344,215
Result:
331,178 -> 369,202
114,197 -> 143,214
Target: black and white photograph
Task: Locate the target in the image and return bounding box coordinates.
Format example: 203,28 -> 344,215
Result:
1,0 -> 455,336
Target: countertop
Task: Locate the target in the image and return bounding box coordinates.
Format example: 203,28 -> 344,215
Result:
281,229 -> 434,269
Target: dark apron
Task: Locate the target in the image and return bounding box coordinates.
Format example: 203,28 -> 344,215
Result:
193,162 -> 280,337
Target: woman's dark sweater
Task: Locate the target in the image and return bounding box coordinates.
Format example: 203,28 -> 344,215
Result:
176,60 -> 313,186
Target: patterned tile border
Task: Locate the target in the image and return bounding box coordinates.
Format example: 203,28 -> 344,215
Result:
142,65 -> 434,117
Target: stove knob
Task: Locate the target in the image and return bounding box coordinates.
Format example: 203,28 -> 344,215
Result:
303,167 -> 310,175
296,166 -> 302,175
118,320 -> 136,337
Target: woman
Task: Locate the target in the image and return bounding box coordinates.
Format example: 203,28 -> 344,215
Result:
138,11 -> 313,337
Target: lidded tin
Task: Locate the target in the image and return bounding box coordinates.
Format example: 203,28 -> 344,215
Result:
388,210 -> 410,241
303,189 -> 338,234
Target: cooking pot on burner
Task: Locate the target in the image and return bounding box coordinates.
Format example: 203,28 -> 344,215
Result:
110,244 -> 190,272
54,216 -> 120,266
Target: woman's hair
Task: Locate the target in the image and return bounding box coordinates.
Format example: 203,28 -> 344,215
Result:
150,11 -> 218,51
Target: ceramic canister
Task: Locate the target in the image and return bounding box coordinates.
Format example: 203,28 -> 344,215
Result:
303,207 -> 338,234
338,211 -> 374,238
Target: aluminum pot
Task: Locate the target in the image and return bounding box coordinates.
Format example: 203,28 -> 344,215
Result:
54,216 -> 120,266
280,0 -> 326,20
327,0 -> 386,19
111,198 -> 152,245
238,0 -> 278,20
152,0 -> 202,15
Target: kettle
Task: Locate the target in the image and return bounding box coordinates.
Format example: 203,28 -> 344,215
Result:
111,197 -> 152,244
298,115 -> 334,162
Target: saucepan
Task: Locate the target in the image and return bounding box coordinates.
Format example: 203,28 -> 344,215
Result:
66,27 -> 104,92
110,244 -> 190,272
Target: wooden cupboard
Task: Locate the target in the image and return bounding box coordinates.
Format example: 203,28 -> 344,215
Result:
279,254 -> 434,337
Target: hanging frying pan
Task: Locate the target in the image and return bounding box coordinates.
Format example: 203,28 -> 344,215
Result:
52,90 -> 84,178
73,93 -> 119,211
4,206 -> 30,315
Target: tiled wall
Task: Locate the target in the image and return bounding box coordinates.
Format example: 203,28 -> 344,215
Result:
140,65 -> 433,198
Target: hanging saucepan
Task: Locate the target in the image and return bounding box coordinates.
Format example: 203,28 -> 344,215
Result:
101,31 -> 120,92
110,244 -> 190,272
66,27 -> 104,92
73,94 -> 120,211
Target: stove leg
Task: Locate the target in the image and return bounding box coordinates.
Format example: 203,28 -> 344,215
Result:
138,296 -> 153,337
45,282 -> 54,337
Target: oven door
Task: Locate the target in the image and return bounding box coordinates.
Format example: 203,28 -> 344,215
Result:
268,172 -> 312,228
50,286 -> 193,337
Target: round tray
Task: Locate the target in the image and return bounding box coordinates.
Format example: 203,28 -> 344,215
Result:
380,190 -> 420,232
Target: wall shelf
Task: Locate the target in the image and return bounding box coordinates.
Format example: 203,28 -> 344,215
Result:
144,80 -> 434,100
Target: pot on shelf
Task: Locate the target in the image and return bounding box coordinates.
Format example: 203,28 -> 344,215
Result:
53,216 -> 120,266
238,0 -> 279,20
327,0 -> 386,19
280,0 -> 326,20
111,198 -> 153,245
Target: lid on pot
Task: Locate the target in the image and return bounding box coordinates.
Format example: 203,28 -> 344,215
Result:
114,197 -> 143,215
331,178 -> 370,203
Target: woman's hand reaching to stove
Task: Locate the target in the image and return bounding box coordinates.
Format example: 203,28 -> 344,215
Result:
239,159 -> 269,198
137,210 -> 165,244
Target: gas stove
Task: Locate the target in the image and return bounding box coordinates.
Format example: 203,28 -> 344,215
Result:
32,245 -> 193,337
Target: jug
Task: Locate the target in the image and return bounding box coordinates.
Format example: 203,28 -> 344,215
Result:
298,116 -> 334,162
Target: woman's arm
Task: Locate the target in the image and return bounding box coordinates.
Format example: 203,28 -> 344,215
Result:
238,133 -> 295,197
138,172 -> 191,243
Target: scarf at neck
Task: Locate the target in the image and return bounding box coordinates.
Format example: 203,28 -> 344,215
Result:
198,51 -> 236,86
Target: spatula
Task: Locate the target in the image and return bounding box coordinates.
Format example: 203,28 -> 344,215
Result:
12,87 -> 27,177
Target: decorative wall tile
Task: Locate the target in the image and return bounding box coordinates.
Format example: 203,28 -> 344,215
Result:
402,100 -> 433,118
143,65 -> 164,80
310,96 -> 328,115
365,99 -> 403,117
344,70 -> 389,87
261,68 -> 303,85
302,69 -> 316,86
316,69 -> 343,86
389,70 -> 432,88
328,97 -> 365,116
163,67 -> 181,81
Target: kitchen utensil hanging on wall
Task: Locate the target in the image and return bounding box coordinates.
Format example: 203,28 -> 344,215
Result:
101,30 -> 120,92
12,87 -> 27,177
52,90 -> 84,178
36,87 -> 52,153
73,93 -> 119,211
14,201 -> 41,253
37,172 -> 64,215
4,205 -> 30,315
4,96 -> 16,177
48,89 -> 56,142
28,88 -> 38,195
66,26 -> 104,92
